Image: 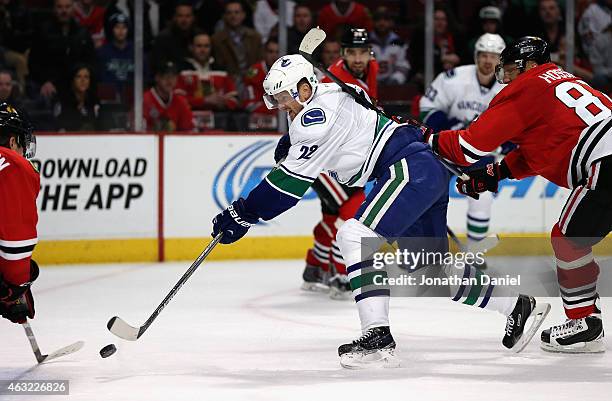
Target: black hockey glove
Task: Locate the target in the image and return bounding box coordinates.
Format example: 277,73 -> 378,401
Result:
456,161 -> 512,199
0,260 -> 38,324
274,134 -> 291,163
212,198 -> 259,244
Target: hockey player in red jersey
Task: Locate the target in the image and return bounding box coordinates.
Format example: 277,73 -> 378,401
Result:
427,37 -> 612,353
0,103 -> 40,325
322,28 -> 379,100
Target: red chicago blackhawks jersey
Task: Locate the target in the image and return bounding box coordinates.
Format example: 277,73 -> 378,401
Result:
143,88 -> 195,132
175,70 -> 239,110
322,58 -> 379,100
435,63 -> 612,188
0,148 -> 40,286
243,61 -> 275,114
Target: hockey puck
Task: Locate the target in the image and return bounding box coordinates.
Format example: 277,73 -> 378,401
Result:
99,344 -> 117,358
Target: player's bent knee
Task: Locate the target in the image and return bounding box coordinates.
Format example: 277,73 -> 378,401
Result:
336,219 -> 380,267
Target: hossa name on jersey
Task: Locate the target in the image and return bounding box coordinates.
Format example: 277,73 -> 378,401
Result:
419,65 -> 504,131
241,83 -> 427,221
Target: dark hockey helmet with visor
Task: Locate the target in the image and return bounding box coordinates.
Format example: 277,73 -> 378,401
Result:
494,36 -> 550,83
0,103 -> 36,158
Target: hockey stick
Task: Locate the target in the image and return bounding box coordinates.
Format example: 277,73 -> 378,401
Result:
22,321 -> 84,364
107,233 -> 223,341
298,27 -> 470,181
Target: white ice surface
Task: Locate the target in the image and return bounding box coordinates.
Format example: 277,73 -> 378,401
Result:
1,260 -> 611,401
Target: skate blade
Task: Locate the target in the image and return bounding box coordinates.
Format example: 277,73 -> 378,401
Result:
301,281 -> 330,293
511,302 -> 551,353
340,349 -> 400,369
541,337 -> 606,354
329,288 -> 352,300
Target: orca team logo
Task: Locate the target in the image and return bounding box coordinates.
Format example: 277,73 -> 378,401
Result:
301,108 -> 326,127
280,58 -> 291,67
213,140 -> 318,211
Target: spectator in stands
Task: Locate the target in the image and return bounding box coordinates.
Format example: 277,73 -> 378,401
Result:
318,0 -> 373,39
104,0 -> 160,52
54,64 -> 100,131
552,35 -> 594,83
74,0 -> 105,47
29,0 -> 95,100
151,2 -> 197,73
212,1 -> 263,77
0,69 -> 21,108
467,6 -> 514,57
143,61 -> 194,132
243,38 -> 278,114
288,4 -> 314,54
535,0 -> 565,58
96,13 -> 137,99
578,0 -> 611,57
0,0 -> 32,89
588,24 -> 611,91
254,0 -> 295,43
175,32 -> 238,111
321,40 -> 341,68
369,6 -> 410,85
411,6 -> 463,76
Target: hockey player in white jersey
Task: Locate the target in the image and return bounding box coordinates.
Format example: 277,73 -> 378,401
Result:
420,33 -> 507,259
211,54 -> 549,368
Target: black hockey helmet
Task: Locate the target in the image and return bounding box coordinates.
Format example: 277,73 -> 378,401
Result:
341,28 -> 370,49
495,36 -> 550,83
0,102 -> 36,158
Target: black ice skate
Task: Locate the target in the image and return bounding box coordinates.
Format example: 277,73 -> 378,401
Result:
503,294 -> 551,352
301,264 -> 330,292
328,274 -> 351,300
541,315 -> 605,353
338,326 -> 399,369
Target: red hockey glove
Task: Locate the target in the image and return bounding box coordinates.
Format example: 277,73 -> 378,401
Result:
0,260 -> 39,323
456,161 -> 512,199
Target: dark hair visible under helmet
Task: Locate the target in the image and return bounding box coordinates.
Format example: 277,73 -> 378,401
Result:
0,102 -> 36,158
495,36 -> 550,83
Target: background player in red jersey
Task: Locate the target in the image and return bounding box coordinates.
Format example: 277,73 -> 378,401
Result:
0,103 -> 40,325
322,28 -> 379,100
427,37 -> 612,353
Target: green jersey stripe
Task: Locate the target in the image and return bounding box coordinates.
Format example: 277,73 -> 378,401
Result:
266,168 -> 312,198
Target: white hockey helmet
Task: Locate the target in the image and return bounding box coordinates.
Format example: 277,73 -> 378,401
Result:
474,33 -> 505,61
263,54 -> 318,109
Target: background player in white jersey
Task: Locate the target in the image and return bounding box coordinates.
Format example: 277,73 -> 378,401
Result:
420,33 -> 507,259
210,55 -> 547,368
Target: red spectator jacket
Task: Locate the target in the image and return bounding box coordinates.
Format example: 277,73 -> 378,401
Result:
243,61 -> 275,114
318,2 -> 373,36
175,69 -> 239,110
322,58 -> 379,100
143,88 -> 195,132
74,4 -> 105,45
435,63 -> 612,188
0,148 -> 39,286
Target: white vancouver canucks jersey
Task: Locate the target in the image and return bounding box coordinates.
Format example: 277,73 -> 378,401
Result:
420,64 -> 505,128
267,83 -> 400,197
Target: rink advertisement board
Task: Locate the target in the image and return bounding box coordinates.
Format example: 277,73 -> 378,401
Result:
31,132 -> 576,264
32,134 -> 159,263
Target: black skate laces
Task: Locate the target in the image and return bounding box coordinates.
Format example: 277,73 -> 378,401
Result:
353,328 -> 377,344
551,319 -> 583,337
505,316 -> 514,337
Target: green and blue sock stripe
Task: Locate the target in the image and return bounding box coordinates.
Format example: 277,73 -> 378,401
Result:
347,260 -> 390,302
467,214 -> 489,241
358,159 -> 410,230
451,265 -> 494,308
266,165 -> 315,199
